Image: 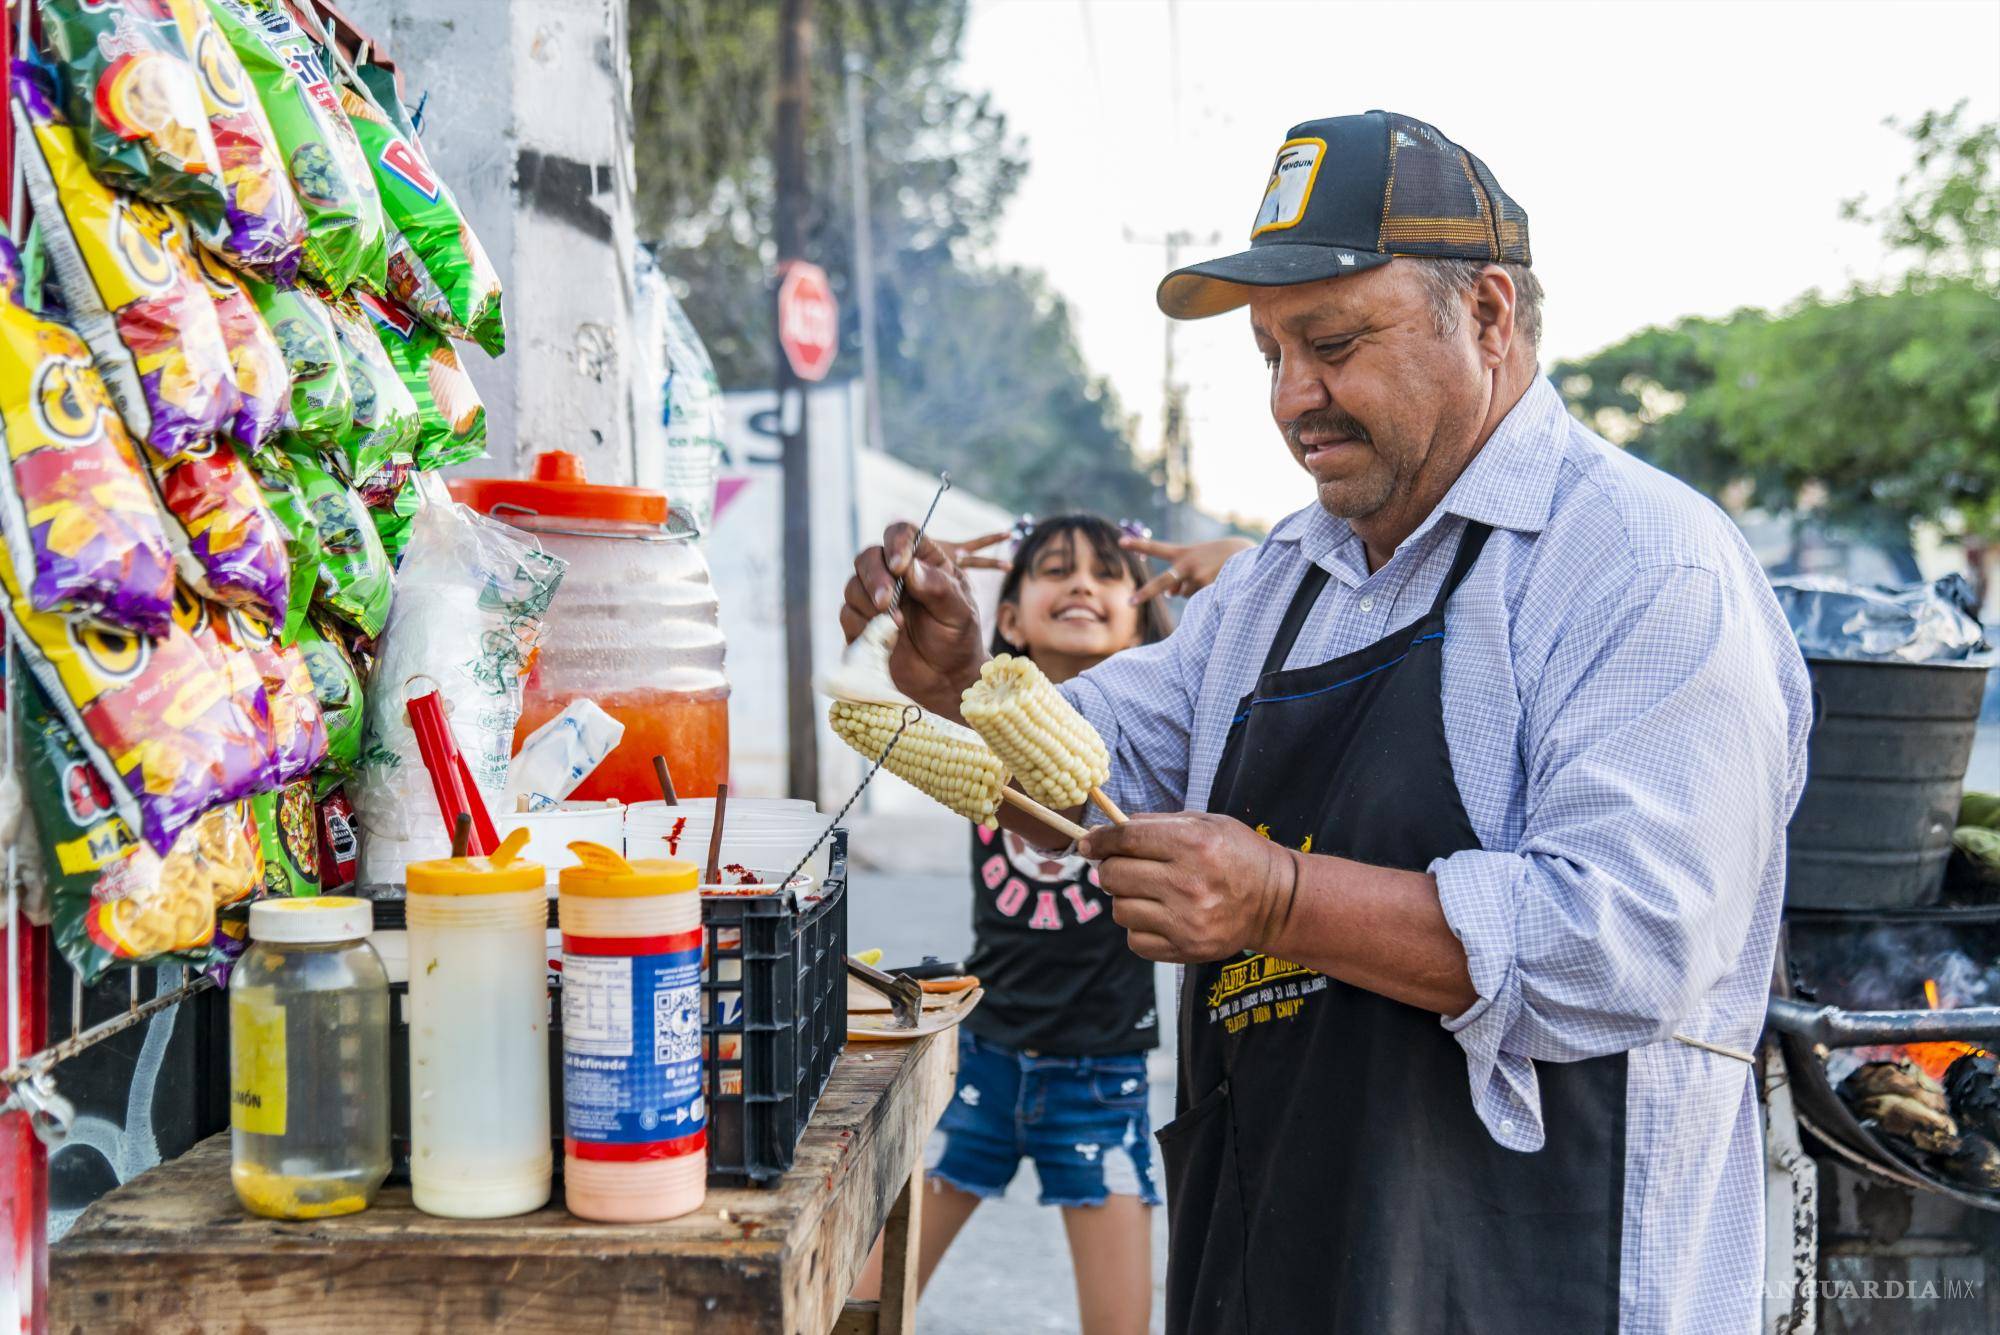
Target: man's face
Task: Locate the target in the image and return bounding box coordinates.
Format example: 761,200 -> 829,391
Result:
1249,262 -> 1487,527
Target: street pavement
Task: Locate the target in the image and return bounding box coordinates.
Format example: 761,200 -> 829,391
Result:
846,856 -> 1174,1334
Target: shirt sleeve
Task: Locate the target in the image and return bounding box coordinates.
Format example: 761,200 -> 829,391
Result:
1431,561 -> 1797,1151
1058,564 -> 1232,823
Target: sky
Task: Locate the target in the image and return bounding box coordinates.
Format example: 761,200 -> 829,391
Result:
958,0 -> 2000,528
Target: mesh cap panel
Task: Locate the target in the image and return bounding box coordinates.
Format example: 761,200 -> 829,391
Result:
1377,114 -> 1530,263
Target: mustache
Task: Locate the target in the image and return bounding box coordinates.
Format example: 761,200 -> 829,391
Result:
1283,408 -> 1372,451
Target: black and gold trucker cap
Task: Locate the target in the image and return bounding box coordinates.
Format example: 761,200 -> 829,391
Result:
1157,111 -> 1530,320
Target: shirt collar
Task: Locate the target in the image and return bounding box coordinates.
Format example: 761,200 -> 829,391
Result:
1267,376 -> 1567,561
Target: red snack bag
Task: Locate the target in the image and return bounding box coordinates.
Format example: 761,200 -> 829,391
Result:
318,788 -> 358,889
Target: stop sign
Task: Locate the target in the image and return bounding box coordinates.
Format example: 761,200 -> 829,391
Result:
777,260 -> 838,382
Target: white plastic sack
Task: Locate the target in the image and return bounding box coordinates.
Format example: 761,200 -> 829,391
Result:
633,246 -> 724,533
350,475 -> 565,881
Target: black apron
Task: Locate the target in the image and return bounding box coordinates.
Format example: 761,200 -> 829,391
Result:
1160,521 -> 1628,1335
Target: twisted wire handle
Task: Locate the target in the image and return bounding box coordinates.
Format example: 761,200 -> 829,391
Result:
782,704 -> 924,894
886,472 -> 951,617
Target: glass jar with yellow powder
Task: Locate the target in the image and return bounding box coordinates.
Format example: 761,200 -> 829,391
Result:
229,896 -> 391,1219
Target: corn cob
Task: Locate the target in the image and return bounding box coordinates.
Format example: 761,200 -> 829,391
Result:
960,654 -> 1112,814
829,700 -> 1009,827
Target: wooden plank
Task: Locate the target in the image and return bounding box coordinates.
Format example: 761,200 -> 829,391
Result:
876,1166 -> 922,1334
50,1032 -> 958,1334
831,1301 -> 879,1335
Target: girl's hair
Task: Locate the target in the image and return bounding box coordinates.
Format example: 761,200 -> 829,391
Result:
989,515 -> 1174,657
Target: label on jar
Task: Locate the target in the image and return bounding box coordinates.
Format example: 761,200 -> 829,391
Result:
230,988 -> 288,1137
560,929 -> 705,1158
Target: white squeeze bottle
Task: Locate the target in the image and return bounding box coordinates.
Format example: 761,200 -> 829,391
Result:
404,828 -> 553,1218
559,841 -> 707,1222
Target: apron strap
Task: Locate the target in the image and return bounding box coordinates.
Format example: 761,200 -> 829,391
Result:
1427,520 -> 1495,617
1259,564 -> 1331,678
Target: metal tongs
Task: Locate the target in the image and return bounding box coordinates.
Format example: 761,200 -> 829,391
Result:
845,955 -> 924,1030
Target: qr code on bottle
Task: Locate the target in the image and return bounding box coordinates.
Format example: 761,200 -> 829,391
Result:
655,985 -> 702,1066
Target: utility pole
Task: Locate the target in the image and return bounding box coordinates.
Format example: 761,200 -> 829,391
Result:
842,53 -> 883,456
1126,227 -> 1220,541
775,0 -> 818,801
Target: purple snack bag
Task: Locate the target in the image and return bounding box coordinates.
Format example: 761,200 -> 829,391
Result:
0,235 -> 178,633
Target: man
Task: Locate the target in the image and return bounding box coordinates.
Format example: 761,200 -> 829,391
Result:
843,111 -> 1811,1334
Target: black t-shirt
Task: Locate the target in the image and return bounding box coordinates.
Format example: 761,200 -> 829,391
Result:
962,824 -> 1159,1055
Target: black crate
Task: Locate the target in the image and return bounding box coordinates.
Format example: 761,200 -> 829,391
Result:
701,829 -> 849,1186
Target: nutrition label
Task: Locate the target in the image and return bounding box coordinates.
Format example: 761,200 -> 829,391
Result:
561,936 -> 705,1150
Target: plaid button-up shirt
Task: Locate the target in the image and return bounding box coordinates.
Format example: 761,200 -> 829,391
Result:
1064,376 -> 1811,1333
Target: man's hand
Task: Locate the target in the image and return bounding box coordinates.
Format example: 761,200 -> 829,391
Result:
1080,812 -> 1299,963
1121,534 -> 1255,606
840,522 -> 988,719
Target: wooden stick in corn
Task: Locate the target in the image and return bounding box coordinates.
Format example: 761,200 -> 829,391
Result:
997,787 -> 1090,844
961,654 -> 1126,825
828,700 -> 1010,828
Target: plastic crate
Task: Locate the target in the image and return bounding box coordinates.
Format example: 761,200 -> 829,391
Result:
701,829 -> 849,1186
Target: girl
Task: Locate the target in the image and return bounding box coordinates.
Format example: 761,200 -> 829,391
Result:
858,514 -> 1174,1335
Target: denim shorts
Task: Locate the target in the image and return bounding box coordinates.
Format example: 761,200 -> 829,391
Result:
930,1029 -> 1161,1208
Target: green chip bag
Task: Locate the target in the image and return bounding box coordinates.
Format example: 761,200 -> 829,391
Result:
296,615 -> 364,779
364,464 -> 421,565
248,452 -> 320,644
327,296 -> 419,485
353,290 -> 486,469
251,781 -> 321,897
40,0 -> 228,227
244,279 -> 352,450
287,446 -> 393,635
206,0 -> 386,293
341,66 -> 504,355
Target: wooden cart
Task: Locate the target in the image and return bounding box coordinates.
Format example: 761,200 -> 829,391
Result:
50,1032 -> 956,1334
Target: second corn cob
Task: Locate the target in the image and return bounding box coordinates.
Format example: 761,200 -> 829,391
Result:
960,654 -> 1112,813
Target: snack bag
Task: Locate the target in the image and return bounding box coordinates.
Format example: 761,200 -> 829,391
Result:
15,64 -> 237,460
243,278 -> 350,449
0,236 -> 176,633
217,604 -> 326,786
360,460 -> 419,564
205,0 -> 386,293
190,245 -> 291,452
2,553 -> 273,855
166,0 -> 304,280
326,296 -> 416,484
317,787 -> 357,889
39,0 -> 228,225
251,779 -> 320,897
25,674 -> 263,982
147,432 -> 291,623
287,447 -> 392,635
353,290 -> 485,469
295,615 -> 363,777
248,451 -> 318,643
341,68 -> 504,355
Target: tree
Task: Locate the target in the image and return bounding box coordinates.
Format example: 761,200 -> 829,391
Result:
1555,107 -> 2000,538
627,0 -> 1166,523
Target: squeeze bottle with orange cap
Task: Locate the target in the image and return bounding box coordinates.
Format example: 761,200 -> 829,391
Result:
558,841 -> 706,1222
405,828 -> 552,1218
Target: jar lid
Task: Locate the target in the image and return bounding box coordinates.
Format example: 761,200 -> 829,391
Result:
449,451 -> 669,527
406,827 -> 546,896
249,896 -> 373,944
558,841 -> 699,898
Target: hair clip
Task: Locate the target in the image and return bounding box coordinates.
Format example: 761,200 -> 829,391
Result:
1118,519 -> 1153,542
1009,514 -> 1037,544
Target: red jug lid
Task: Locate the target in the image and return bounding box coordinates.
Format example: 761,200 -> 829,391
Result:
449,451 -> 670,526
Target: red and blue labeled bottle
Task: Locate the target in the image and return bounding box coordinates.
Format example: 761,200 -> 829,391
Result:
557,841 -> 706,1221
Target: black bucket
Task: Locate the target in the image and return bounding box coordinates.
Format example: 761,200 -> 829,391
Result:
1786,658 -> 1991,909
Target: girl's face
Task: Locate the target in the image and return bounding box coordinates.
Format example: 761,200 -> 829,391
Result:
997,531 -> 1143,668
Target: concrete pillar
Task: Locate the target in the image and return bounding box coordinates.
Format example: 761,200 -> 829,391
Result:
337,0 -> 640,483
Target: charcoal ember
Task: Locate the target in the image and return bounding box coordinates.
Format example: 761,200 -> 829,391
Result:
1943,1052 -> 2000,1142
1937,1130 -> 2000,1191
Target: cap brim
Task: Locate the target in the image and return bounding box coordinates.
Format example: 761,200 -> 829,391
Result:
1156,243 -> 1395,320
